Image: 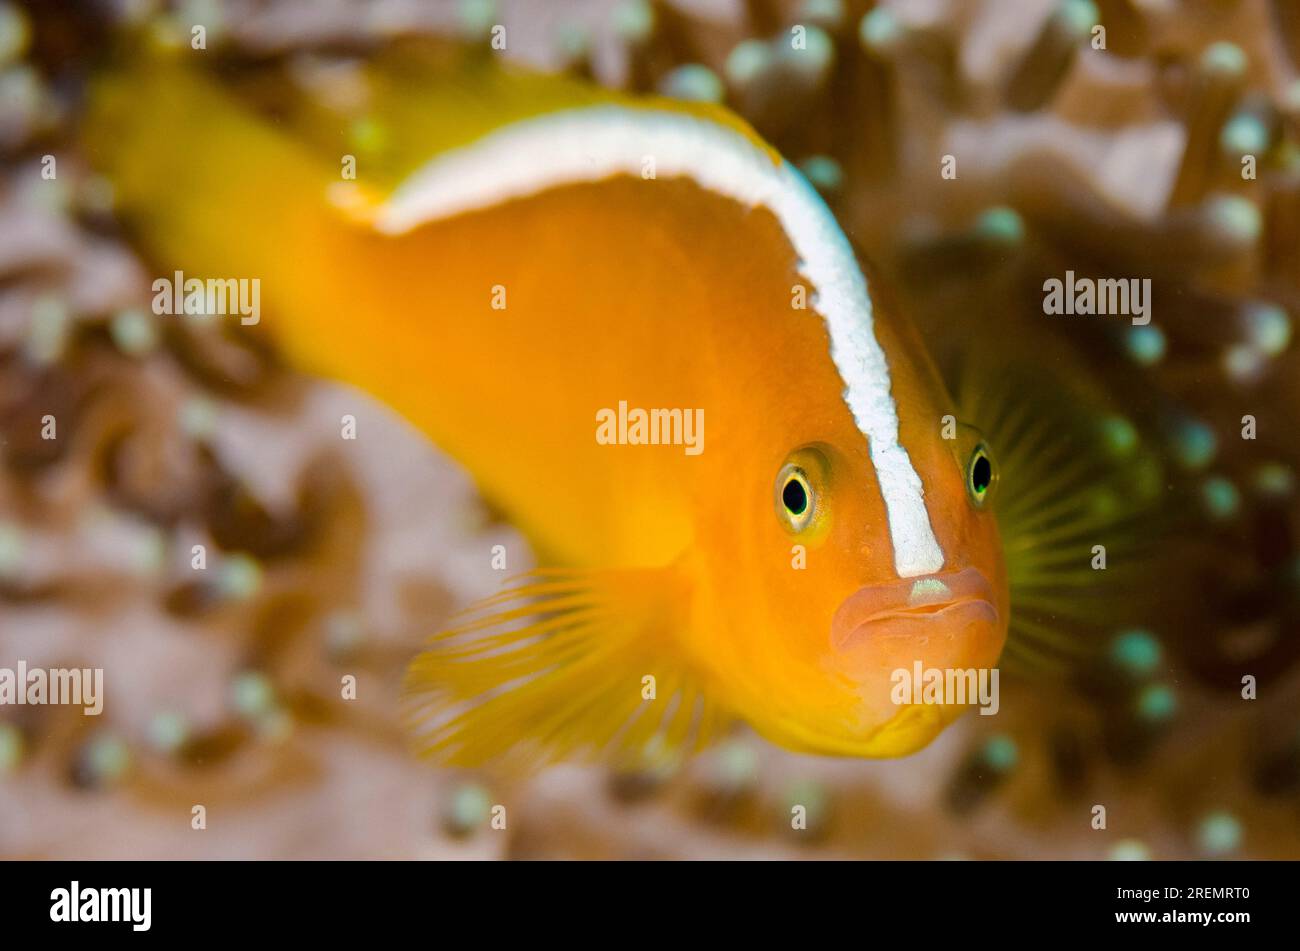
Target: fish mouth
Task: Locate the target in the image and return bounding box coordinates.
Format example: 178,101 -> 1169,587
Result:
830,566 -> 1000,653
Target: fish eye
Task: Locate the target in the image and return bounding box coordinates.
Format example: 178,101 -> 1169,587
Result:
967,443 -> 996,507
780,468 -> 812,525
775,446 -> 833,535
777,465 -> 815,532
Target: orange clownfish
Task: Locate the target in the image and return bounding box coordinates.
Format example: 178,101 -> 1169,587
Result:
84,41 -> 1010,768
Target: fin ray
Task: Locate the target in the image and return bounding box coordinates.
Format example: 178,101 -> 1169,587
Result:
405,568 -> 725,771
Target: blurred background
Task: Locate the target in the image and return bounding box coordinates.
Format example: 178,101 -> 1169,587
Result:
2,0 -> 1299,859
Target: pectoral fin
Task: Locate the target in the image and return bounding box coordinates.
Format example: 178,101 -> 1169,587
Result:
404,567 -> 725,772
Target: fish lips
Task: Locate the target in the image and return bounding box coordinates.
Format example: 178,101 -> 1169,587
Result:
830,566 -> 1001,655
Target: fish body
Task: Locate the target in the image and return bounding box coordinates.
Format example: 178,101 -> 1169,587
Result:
85,42 -> 1009,764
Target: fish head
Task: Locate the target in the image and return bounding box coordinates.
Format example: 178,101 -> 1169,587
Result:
825,415 -> 1009,757
708,294 -> 1009,758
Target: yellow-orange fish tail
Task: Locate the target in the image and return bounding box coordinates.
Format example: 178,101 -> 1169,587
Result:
86,48 -> 350,278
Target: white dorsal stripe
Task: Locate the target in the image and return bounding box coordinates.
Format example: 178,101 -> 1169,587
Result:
376,106 -> 946,578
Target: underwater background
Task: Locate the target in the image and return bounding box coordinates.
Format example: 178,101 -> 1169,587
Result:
1,0 -> 1299,859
